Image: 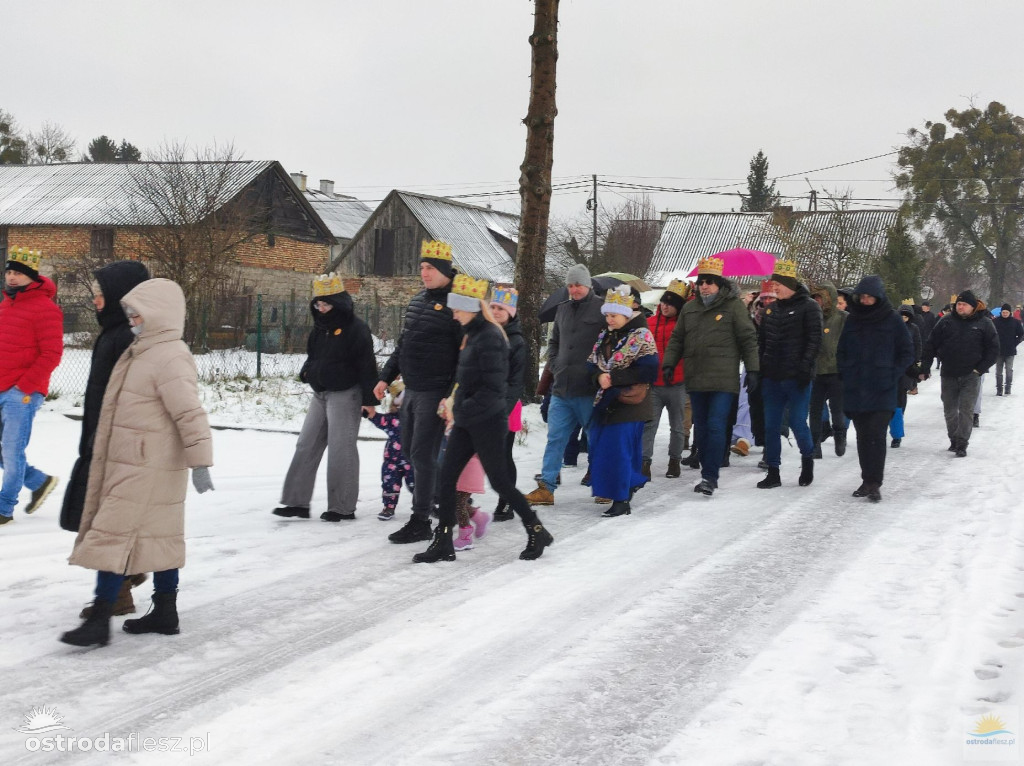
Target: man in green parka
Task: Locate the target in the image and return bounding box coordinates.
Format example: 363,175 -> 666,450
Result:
661,257 -> 759,496
809,282 -> 848,458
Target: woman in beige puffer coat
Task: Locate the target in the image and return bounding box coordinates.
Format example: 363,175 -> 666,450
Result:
61,278 -> 213,648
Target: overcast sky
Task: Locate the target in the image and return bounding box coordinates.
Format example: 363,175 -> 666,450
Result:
5,0 -> 1023,223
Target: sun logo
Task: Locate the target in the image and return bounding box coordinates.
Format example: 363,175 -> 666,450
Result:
14,706 -> 72,734
969,713 -> 1012,737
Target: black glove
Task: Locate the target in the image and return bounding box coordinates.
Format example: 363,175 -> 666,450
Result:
662,366 -> 674,382
745,371 -> 760,393
539,393 -> 551,423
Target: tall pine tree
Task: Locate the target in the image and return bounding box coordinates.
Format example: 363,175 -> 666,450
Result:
740,150 -> 780,212
875,217 -> 925,303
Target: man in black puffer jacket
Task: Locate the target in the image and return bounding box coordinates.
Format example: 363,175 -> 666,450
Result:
992,303 -> 1024,395
276,274 -> 379,522
374,241 -> 463,543
920,290 -> 998,456
756,260 -> 823,489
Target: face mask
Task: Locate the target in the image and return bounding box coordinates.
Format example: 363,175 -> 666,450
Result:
131,323 -> 144,336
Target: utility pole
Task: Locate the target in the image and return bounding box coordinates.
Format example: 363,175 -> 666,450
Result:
586,174 -> 598,263
809,189 -> 818,212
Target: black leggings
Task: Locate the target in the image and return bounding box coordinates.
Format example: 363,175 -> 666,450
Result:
850,410 -> 892,486
439,415 -> 537,529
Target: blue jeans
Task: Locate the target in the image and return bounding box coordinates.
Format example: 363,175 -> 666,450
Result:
0,387 -> 46,518
540,395 -> 594,491
762,378 -> 814,467
96,569 -> 180,602
688,390 -> 736,483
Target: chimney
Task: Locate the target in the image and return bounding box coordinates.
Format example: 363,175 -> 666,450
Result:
319,179 -> 335,196
289,171 -> 308,191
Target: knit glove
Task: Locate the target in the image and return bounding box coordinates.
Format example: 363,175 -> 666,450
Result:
192,467 -> 215,494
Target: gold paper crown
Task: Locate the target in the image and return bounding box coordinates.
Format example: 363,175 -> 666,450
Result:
421,240 -> 453,262
665,278 -> 688,298
951,294 -> 958,305
452,273 -> 489,300
901,298 -> 915,306
696,256 -> 724,276
312,272 -> 345,297
7,247 -> 41,270
604,285 -> 634,308
772,259 -> 798,279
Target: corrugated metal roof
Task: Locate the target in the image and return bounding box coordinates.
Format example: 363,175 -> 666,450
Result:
302,190 -> 373,241
0,161 -> 274,226
399,191 -> 518,282
646,210 -> 899,286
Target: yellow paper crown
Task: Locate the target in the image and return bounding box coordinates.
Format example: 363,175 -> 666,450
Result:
312,272 -> 345,297
421,240 -> 453,262
697,256 -> 724,276
492,284 -> 518,307
666,278 -> 688,298
452,273 -> 489,301
604,285 -> 634,308
772,259 -> 798,279
7,247 -> 41,270
901,298 -> 915,306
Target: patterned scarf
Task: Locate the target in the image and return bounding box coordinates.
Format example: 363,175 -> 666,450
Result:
588,324 -> 658,406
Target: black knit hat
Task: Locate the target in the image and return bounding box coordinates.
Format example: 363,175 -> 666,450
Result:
1002,303 -> 1012,313
957,290 -> 979,309
660,289 -> 685,311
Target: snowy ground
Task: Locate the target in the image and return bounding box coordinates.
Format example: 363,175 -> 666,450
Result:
1,379 -> 1023,765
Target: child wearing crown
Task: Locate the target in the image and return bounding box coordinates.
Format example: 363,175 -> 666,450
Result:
585,285 -> 659,517
273,274 -> 379,522
412,274 -> 554,563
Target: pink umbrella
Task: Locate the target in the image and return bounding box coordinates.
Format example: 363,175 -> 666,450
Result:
686,248 -> 777,278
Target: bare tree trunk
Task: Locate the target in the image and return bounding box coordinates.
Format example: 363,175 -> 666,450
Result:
514,0 -> 559,398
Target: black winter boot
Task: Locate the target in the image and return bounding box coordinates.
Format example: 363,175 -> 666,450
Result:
493,500 -> 514,523
865,484 -> 882,503
682,448 -> 701,469
388,515 -> 433,544
601,501 -> 631,517
520,520 -> 554,560
665,457 -> 681,478
955,441 -> 968,458
996,385 -> 1003,396
973,414 -> 980,428
694,478 -> 716,496
812,443 -> 823,459
61,598 -> 114,647
834,431 -> 847,457
798,456 -> 814,486
890,438 -> 901,448
852,483 -> 869,497
756,467 -> 782,489
272,506 -> 310,519
412,525 -> 456,563
123,592 -> 180,635
641,459 -> 652,480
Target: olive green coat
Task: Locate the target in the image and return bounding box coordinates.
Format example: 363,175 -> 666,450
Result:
662,281 -> 759,394
811,282 -> 847,376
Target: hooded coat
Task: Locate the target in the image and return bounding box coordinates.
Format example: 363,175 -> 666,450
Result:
836,275 -> 915,414
811,282 -> 848,376
662,279 -> 759,394
0,274 -> 63,396
69,279 -> 212,575
60,261 -> 151,531
299,291 -> 378,404
758,282 -> 823,382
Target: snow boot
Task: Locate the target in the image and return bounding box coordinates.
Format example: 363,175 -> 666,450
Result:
694,478 -> 716,496
756,467 -> 782,489
682,448 -> 701,469
834,430 -> 847,457
454,525 -> 475,551
601,500 -> 631,518
25,475 -> 58,514
412,524 -> 456,563
80,574 -> 147,618
730,438 -> 751,457
388,515 -> 433,544
798,456 -> 814,487
470,507 -> 492,539
61,598 -> 114,648
641,459 -> 652,480
123,592 -> 179,636
272,505 -> 310,519
665,457 -> 681,478
519,520 -> 554,560
525,483 -> 555,506
890,438 -> 901,448
492,500 -> 515,522
947,440 -> 957,452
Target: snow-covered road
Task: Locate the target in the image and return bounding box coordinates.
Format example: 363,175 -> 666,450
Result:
2,380 -> 1022,765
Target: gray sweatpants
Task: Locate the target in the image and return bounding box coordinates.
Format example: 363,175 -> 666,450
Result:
642,383 -> 688,461
940,373 -> 981,446
281,387 -> 362,513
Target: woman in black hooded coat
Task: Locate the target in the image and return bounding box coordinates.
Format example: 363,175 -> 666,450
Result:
61,261 -> 151,533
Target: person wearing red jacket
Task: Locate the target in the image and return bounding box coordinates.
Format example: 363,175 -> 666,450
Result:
0,248 -> 63,526
641,279 -> 690,479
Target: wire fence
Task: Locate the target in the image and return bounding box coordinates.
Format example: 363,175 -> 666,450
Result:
51,298 -> 404,398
